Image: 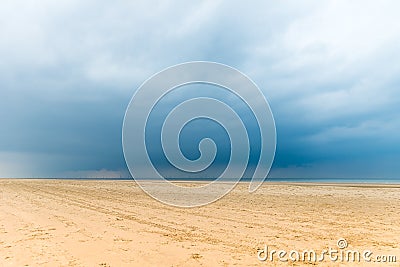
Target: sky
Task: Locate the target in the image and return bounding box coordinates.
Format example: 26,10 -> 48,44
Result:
0,0 -> 400,179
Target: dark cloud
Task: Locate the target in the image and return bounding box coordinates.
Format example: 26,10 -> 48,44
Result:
0,0 -> 400,178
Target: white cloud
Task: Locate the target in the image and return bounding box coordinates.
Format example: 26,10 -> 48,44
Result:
240,0 -> 400,130
248,1 -> 400,99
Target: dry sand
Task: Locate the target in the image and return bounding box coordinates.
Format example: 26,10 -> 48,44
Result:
0,179 -> 399,266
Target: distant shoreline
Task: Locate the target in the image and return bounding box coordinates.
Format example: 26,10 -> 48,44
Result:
1,177 -> 400,187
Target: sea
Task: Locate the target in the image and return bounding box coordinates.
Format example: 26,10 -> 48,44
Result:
42,177 -> 400,184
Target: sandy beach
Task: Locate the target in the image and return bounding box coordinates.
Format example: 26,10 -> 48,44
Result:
0,179 -> 399,266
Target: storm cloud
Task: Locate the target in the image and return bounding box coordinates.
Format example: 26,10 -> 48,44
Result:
1,0 -> 399,178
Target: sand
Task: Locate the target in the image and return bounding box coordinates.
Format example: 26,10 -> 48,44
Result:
0,179 -> 399,266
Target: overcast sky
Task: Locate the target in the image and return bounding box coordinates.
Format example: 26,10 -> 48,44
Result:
1,0 -> 400,178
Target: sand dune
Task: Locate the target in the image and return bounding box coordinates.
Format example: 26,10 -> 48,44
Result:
0,179 -> 399,266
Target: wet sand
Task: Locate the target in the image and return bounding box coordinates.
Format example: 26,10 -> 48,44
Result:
0,179 -> 399,266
